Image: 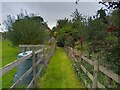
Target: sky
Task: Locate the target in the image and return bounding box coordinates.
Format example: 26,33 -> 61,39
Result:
0,0 -> 104,32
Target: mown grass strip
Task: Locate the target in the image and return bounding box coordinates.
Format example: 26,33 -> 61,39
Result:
38,47 -> 85,88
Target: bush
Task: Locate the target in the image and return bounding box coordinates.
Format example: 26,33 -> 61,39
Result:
8,16 -> 49,46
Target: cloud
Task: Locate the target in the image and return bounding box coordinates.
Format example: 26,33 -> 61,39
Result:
1,2 -> 102,31
1,0 -> 100,2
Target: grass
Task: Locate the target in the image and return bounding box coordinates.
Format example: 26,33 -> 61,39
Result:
2,40 -> 18,67
38,47 -> 85,88
1,40 -> 18,89
0,39 -> 2,89
2,68 -> 17,88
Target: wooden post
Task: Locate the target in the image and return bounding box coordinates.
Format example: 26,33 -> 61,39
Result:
18,47 -> 21,53
48,49 -> 51,60
52,45 -> 54,55
42,48 -> 46,67
50,46 -> 52,57
79,52 -> 82,65
32,49 -> 36,87
24,47 -> 27,52
92,60 -> 99,88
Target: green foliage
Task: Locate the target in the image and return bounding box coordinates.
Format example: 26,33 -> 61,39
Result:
2,32 -> 8,39
58,22 -> 75,47
86,19 -> 106,40
103,8 -> 120,74
2,40 -> 18,67
51,2 -> 120,88
85,18 -> 107,53
55,6 -> 120,75
4,11 -> 49,46
56,18 -> 70,47
71,9 -> 84,21
56,10 -> 85,48
8,17 -> 49,46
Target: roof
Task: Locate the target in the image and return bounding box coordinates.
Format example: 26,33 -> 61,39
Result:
47,26 -> 51,31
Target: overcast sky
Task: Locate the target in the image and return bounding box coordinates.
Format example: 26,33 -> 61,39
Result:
0,0 -> 103,32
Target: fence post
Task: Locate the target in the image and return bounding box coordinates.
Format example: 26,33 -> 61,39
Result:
49,46 -> 51,58
42,48 -> 46,70
79,52 -> 82,65
32,49 -> 37,87
52,45 -> 54,56
24,47 -> 27,52
92,60 -> 99,88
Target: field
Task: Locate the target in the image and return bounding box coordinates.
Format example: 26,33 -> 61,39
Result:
1,40 -> 18,88
2,40 -> 18,67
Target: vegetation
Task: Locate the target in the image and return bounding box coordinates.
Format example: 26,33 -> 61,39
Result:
38,47 -> 84,88
1,11 -> 50,89
4,11 -> 49,46
2,40 -> 18,67
1,1 -> 120,89
1,40 -> 18,88
50,1 -> 120,88
53,2 -> 120,74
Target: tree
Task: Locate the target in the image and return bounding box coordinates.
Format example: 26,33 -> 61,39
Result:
103,8 -> 120,74
56,9 -> 86,48
99,1 -> 120,74
4,15 -> 15,31
56,18 -> 70,47
71,9 -> 84,21
99,1 -> 120,9
71,9 -> 86,50
97,8 -> 108,24
6,11 -> 49,46
85,17 -> 106,57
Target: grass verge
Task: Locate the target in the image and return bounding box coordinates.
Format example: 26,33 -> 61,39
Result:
1,40 -> 18,88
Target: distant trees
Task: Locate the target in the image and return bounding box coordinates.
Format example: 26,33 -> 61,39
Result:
4,11 -> 49,46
